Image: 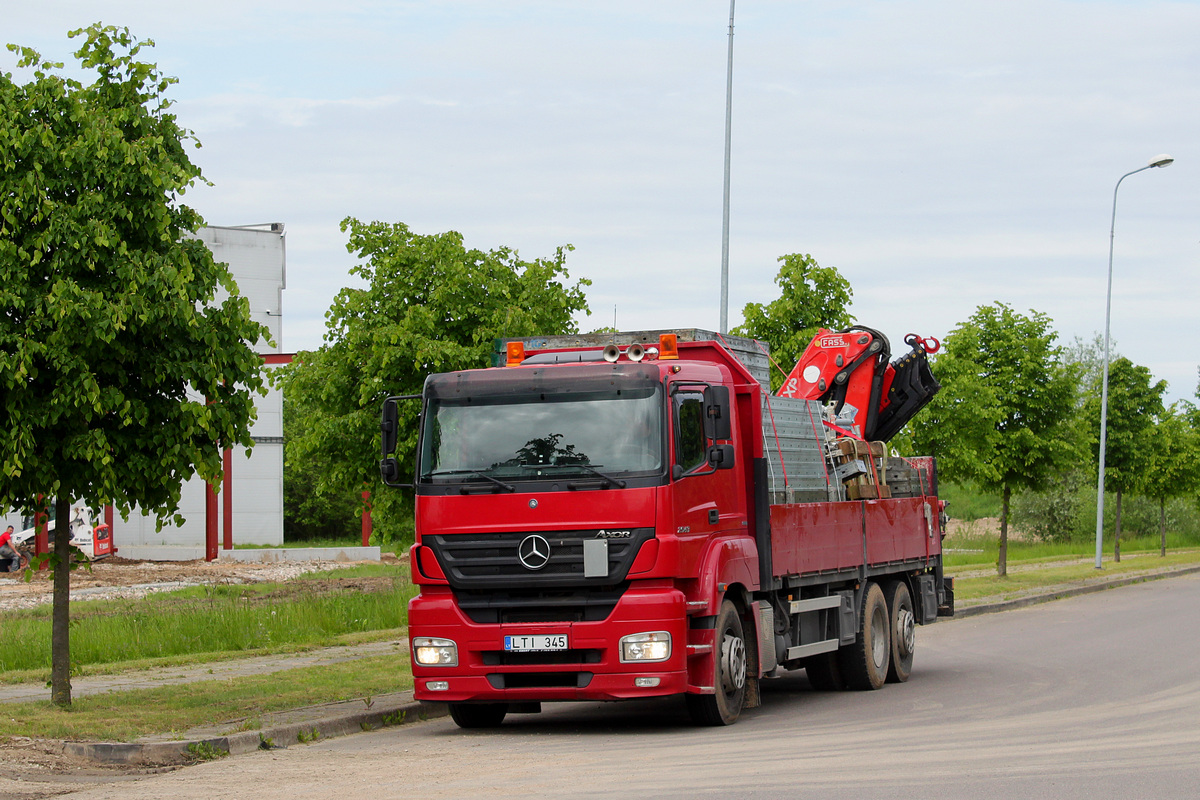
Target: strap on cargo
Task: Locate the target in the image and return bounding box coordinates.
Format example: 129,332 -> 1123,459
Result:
743,336 -> 790,488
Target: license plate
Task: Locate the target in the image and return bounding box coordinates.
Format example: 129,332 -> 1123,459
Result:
504,634 -> 568,652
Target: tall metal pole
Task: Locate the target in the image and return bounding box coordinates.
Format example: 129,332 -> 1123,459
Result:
719,0 -> 735,334
1095,156 -> 1173,569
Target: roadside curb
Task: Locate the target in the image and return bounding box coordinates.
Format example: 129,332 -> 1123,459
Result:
953,564 -> 1200,618
62,693 -> 448,765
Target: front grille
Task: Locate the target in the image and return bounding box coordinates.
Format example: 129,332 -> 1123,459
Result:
487,672 -> 594,689
455,584 -> 628,624
482,649 -> 602,666
425,528 -> 655,590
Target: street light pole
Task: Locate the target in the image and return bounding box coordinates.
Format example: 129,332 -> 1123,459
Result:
1094,154 -> 1173,569
719,0 -> 735,334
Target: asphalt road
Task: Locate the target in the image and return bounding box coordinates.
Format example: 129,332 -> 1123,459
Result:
59,573 -> 1200,799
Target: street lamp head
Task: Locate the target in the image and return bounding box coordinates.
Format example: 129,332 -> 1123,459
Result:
1149,154 -> 1174,168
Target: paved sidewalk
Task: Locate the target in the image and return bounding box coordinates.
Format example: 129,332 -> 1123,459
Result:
17,564 -> 1200,764
64,690 -> 449,765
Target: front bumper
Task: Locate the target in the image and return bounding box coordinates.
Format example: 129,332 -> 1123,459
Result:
410,583 -> 689,703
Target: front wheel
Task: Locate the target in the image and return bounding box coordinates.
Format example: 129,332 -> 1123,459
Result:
448,703 -> 508,729
687,599 -> 747,726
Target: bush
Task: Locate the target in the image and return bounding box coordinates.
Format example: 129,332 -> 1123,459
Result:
1011,471 -> 1091,542
1010,471 -> 1200,547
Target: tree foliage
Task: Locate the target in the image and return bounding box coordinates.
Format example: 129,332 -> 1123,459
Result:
1083,356 -> 1165,498
281,390 -> 363,541
1063,333 -> 1115,405
1140,404 -> 1198,554
734,253 -> 853,390
911,303 -> 1082,574
1080,356 -> 1165,560
278,219 -> 590,545
0,26 -> 267,705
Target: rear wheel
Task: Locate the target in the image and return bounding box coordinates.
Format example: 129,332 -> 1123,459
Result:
838,582 -> 890,690
687,599 -> 747,725
448,703 -> 508,729
884,580 -> 915,683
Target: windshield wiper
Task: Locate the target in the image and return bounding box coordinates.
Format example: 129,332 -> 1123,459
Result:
429,469 -> 515,493
519,463 -> 626,489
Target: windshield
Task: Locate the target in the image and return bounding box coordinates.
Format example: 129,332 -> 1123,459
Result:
419,386 -> 664,483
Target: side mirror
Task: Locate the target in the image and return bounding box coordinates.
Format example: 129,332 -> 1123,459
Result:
703,386 -> 732,440
380,457 -> 400,483
708,444 -> 735,470
381,398 -> 399,457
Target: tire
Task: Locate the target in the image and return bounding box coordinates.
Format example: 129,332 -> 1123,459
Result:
884,580 -> 915,684
837,582 -> 890,690
448,703 -> 508,729
687,599 -> 748,725
804,651 -> 845,691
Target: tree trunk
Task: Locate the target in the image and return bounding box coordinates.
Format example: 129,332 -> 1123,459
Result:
1160,498 -> 1167,557
998,483 -> 1010,577
51,496 -> 72,707
1114,491 -> 1122,564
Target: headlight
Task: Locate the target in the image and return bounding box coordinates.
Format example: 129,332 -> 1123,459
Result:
619,631 -> 671,663
413,637 -> 458,666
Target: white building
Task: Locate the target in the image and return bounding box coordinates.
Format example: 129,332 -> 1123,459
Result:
3,224 -> 288,554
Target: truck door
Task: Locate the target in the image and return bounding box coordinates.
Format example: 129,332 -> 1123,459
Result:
670,386 -> 741,575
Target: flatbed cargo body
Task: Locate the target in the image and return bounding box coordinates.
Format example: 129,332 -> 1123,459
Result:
385,329 -> 951,727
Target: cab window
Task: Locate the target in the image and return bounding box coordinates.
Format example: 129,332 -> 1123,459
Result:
674,393 -> 707,473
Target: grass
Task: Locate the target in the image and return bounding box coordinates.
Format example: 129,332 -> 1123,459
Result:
0,627 -> 407,686
949,549 -> 1200,602
943,525 -> 1200,602
0,655 -> 413,742
293,563 -> 406,580
943,529 -> 1200,568
0,566 -> 417,674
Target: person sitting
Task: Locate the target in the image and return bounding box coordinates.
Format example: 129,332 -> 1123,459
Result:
0,525 -> 21,573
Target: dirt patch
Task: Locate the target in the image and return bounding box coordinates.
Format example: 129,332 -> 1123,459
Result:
0,736 -> 183,797
945,516 -> 1030,541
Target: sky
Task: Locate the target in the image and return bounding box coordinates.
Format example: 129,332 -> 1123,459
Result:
5,1 -> 1198,402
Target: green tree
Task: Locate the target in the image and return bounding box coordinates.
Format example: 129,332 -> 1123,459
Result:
910,303 -> 1082,576
278,219 -> 590,546
1142,405 -> 1200,556
281,387 -> 363,542
0,27 -> 267,706
1064,333 -> 1116,406
1083,357 -> 1166,561
734,253 -> 853,391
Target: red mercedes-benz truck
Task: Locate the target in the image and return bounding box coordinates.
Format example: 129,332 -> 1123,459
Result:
380,328 -> 952,728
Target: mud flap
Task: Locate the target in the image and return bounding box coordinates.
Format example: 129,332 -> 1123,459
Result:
916,574 -> 938,623
938,576 -> 956,618
745,677 -> 761,709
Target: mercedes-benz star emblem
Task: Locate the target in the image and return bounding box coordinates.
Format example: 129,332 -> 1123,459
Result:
518,534 -> 551,570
